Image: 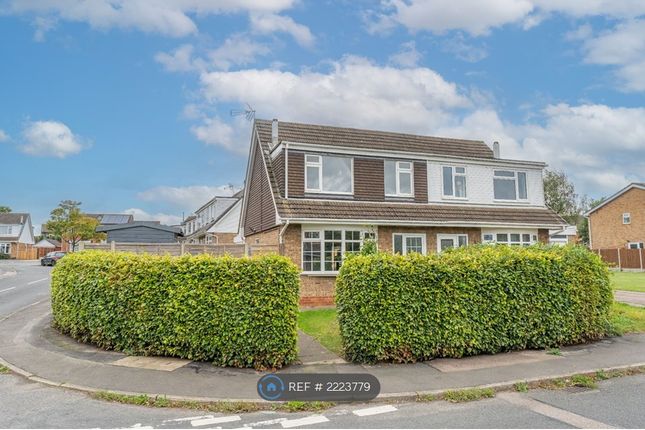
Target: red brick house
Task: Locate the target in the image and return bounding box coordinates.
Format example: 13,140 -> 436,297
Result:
240,119 -> 565,306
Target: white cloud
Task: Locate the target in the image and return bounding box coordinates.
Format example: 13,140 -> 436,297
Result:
0,129 -> 8,142
369,0 -> 645,36
442,34 -> 488,62
154,44 -> 205,72
388,41 -> 422,67
190,116 -> 252,154
5,0 -> 298,38
20,120 -> 87,158
580,19 -> 645,92
122,208 -> 183,226
208,34 -> 270,70
137,184 -> 239,210
250,13 -> 314,47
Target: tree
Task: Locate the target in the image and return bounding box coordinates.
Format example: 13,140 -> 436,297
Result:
44,200 -> 104,251
543,169 -> 580,224
0,206 -> 11,213
577,197 -> 606,246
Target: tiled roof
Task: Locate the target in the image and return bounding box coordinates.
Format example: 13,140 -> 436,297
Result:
275,199 -> 566,227
0,213 -> 29,225
256,119 -> 495,159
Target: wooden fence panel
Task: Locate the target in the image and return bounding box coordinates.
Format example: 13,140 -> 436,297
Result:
595,248 -> 644,271
620,249 -> 642,269
247,244 -> 280,256
82,242 -> 245,257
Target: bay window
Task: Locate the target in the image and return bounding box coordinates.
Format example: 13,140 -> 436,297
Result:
302,229 -> 373,273
305,154 -> 353,194
494,170 -> 528,201
385,160 -> 413,197
442,166 -> 467,198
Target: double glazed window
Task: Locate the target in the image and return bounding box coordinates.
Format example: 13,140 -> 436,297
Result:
442,166 -> 467,198
628,242 -> 644,249
0,243 -> 10,254
393,233 -> 426,255
305,154 -> 353,194
437,234 -> 468,252
0,226 -> 12,235
385,161 -> 413,197
302,229 -> 372,272
494,170 -> 527,201
485,232 -> 536,246
623,213 -> 631,224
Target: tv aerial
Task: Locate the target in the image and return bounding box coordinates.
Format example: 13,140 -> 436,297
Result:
230,103 -> 256,121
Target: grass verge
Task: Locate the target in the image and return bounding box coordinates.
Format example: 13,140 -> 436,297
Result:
611,271 -> 645,293
298,308 -> 343,356
610,302 -> 645,334
0,364 -> 9,374
443,388 -> 495,403
91,391 -> 334,413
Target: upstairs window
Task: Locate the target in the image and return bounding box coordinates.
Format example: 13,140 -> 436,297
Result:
494,170 -> 528,201
0,226 -> 12,235
305,154 -> 353,194
442,166 -> 467,198
385,161 -> 414,197
623,213 -> 631,224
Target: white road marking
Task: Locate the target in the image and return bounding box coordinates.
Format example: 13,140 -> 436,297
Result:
191,416 -> 241,427
163,415 -> 214,423
497,392 -> 615,429
0,287 -> 16,294
280,415 -> 329,428
27,278 -> 48,285
352,405 -> 398,417
244,418 -> 288,427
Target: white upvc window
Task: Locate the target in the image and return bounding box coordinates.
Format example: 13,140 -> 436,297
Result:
442,166 -> 467,198
494,170 -> 528,201
437,234 -> 468,252
623,213 -> 631,224
484,231 -> 536,246
628,242 -> 643,249
0,226 -> 12,235
305,154 -> 353,194
0,243 -> 10,254
393,233 -> 426,255
385,160 -> 414,197
302,228 -> 373,273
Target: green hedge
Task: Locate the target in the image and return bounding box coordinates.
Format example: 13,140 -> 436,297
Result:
336,245 -> 612,363
51,251 -> 300,369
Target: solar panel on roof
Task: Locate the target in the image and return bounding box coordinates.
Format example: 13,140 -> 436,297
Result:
100,214 -> 131,224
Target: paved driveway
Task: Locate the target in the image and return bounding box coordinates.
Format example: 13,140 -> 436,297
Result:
614,290 -> 645,307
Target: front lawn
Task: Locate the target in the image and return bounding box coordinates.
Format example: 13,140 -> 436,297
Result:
299,302 -> 645,360
611,271 -> 645,293
298,309 -> 342,355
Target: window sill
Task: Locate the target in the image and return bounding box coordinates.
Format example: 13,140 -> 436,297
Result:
301,271 -> 339,277
441,196 -> 468,201
493,199 -> 530,204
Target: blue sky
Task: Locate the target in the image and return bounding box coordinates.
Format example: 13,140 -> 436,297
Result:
1,1 -> 644,228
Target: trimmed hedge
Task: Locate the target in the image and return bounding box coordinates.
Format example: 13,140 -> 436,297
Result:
51,251 -> 300,369
336,245 -> 612,363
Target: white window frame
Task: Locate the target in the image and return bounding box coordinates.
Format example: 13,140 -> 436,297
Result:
392,233 -> 427,255
436,234 -> 469,252
441,165 -> 467,199
623,213 -> 631,225
385,160 -> 414,197
301,228 -> 375,274
0,226 -> 12,235
0,243 -> 11,254
628,242 -> 643,249
493,170 -> 529,202
483,231 -> 536,246
304,154 -> 354,195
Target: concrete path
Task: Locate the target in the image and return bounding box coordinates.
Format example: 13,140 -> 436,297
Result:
2,299 -> 645,402
614,290 -> 645,307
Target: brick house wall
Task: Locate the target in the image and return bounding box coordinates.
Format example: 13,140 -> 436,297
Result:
210,232 -> 238,244
589,188 -> 645,249
377,226 -> 482,252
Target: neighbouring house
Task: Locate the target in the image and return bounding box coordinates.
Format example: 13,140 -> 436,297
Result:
0,213 -> 36,259
240,119 -> 566,306
34,237 -> 62,258
96,221 -> 182,243
549,225 -> 578,246
181,190 -> 244,244
585,183 -> 645,250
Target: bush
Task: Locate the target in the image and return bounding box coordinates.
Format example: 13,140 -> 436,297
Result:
336,245 -> 612,363
51,251 -> 300,369
0,253 -> 10,259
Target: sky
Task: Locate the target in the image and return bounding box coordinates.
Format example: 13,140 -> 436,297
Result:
1,0 -> 644,229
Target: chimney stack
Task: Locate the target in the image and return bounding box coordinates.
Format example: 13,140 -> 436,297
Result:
271,118 -> 279,147
493,141 -> 500,158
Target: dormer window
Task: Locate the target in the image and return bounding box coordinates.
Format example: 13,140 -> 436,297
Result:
385,160 -> 413,197
305,154 -> 353,194
442,166 -> 467,198
494,170 -> 528,201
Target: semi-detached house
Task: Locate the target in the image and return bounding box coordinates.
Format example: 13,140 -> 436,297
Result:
241,119 -> 566,306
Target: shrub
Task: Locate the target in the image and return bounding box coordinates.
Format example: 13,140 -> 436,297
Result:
51,251 -> 300,369
336,245 -> 612,363
0,253 -> 10,260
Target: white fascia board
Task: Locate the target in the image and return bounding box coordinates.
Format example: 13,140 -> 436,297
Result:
284,218 -> 565,229
282,141 -> 546,169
